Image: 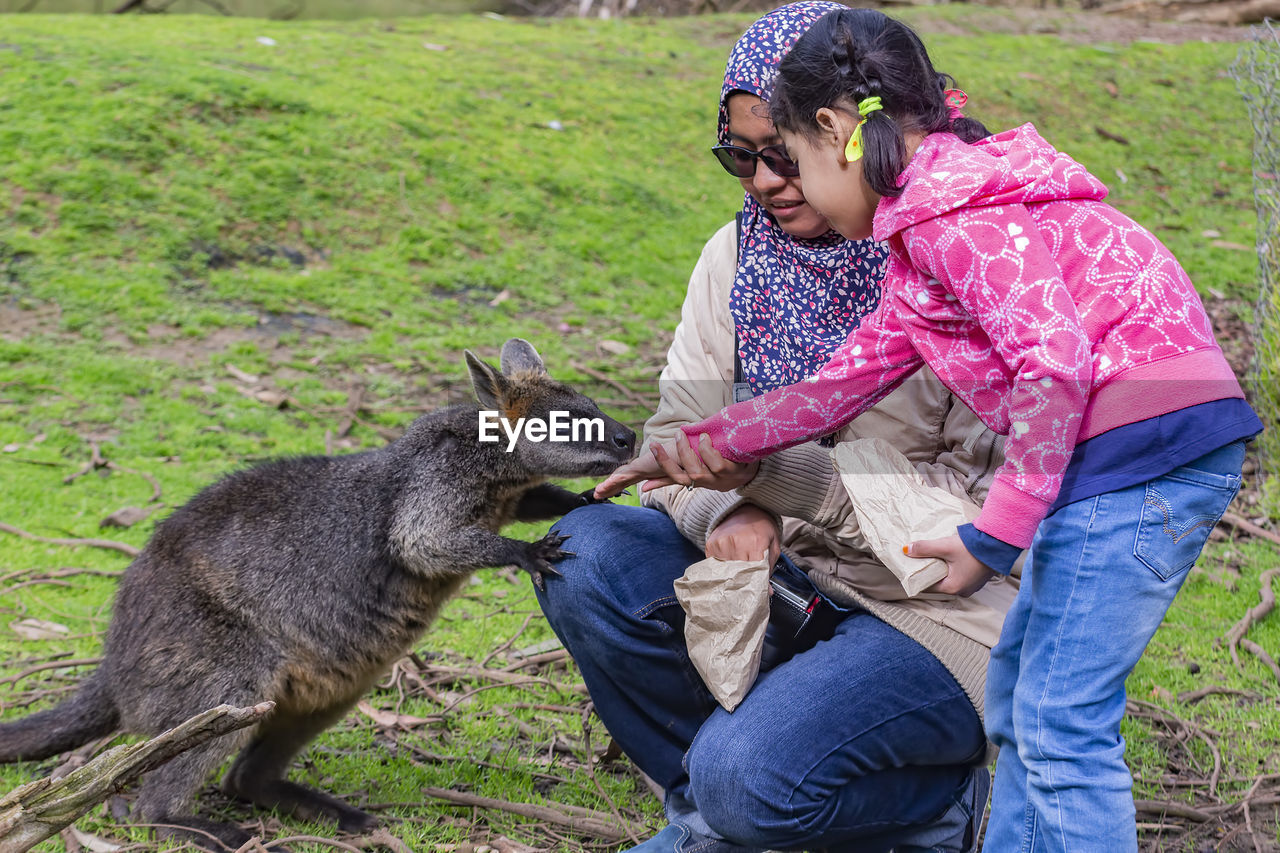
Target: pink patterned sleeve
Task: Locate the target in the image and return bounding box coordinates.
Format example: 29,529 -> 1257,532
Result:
680,296 -> 923,463
901,204 -> 1094,547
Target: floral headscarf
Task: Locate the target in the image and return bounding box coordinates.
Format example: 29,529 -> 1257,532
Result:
722,2 -> 888,395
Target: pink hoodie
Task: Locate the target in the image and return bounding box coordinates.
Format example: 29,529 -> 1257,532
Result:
683,123 -> 1244,548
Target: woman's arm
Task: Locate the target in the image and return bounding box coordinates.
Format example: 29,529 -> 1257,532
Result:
627,223 -> 855,548
676,295 -> 923,463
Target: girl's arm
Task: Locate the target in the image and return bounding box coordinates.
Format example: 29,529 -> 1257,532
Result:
902,202 -> 1094,548
594,298 -> 921,498
679,296 -> 923,462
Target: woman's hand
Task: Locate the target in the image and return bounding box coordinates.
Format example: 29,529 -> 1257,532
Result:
705,504 -> 781,566
909,534 -> 995,597
594,451 -> 665,499
595,432 -> 758,499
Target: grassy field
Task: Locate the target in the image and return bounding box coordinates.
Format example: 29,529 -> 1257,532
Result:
0,7 -> 1277,851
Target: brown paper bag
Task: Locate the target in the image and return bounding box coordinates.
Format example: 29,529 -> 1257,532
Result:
833,437 -> 981,597
673,556 -> 772,712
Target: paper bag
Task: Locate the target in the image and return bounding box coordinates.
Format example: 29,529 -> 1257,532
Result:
674,556 -> 772,712
833,437 -> 981,597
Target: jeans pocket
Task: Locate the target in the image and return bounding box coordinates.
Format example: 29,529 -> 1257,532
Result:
1133,469 -> 1241,582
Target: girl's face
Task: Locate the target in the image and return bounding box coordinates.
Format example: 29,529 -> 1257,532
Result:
779,108 -> 880,241
725,93 -> 831,240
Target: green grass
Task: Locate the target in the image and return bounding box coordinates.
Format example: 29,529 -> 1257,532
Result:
0,8 -> 1276,851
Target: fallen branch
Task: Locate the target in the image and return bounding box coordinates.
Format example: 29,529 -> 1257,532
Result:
0,658 -> 101,688
1177,686 -> 1261,704
579,703 -> 641,846
1219,512 -> 1280,548
0,702 -> 273,852
422,787 -> 638,843
423,663 -> 588,696
1239,638 -> 1280,684
1135,799 -> 1215,822
1224,568 -> 1279,680
565,361 -> 656,409
0,523 -> 139,559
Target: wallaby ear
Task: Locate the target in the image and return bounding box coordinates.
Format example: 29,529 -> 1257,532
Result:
465,350 -> 507,410
499,338 -> 547,377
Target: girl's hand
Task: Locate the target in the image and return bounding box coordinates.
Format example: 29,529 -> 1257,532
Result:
705,504 -> 781,565
909,534 -> 995,597
594,432 -> 758,499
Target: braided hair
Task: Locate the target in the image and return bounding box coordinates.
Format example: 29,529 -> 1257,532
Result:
770,8 -> 989,198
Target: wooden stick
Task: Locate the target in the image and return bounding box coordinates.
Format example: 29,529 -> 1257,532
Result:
1220,512 -> 1280,548
1225,568 -> 1279,674
422,787 -> 637,843
0,702 -> 273,852
0,523 -> 139,559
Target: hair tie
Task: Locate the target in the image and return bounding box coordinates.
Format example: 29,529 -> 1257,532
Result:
944,88 -> 968,121
844,96 -> 883,162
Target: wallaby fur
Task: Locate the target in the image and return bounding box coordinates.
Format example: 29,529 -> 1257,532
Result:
0,338 -> 635,850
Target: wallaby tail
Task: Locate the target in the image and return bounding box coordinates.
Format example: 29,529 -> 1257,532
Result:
0,672 -> 118,762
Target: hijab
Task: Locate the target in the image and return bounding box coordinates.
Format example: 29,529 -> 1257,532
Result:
721,2 -> 888,395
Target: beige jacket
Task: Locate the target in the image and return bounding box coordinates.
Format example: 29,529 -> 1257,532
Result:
642,221 -> 1020,720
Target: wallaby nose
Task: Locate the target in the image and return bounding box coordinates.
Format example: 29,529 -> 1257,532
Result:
613,428 -> 636,456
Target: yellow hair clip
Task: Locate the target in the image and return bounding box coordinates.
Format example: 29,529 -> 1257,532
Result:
844,96 -> 883,162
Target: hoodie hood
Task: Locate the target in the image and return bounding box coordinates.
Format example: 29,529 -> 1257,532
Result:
872,123 -> 1110,242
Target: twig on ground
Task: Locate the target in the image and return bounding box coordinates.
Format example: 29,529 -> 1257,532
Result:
1224,567 -> 1279,680
0,522 -> 139,559
1177,686 -> 1262,704
502,649 -> 571,672
0,658 -> 101,687
422,663 -> 588,697
1239,638 -> 1280,684
565,361 -> 656,409
481,612 -> 536,668
422,787 -> 639,843
1220,512 -> 1280,547
579,703 -> 642,846
1135,799 -> 1215,821
0,702 -> 273,851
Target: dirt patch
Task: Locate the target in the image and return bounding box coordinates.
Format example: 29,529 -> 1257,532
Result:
115,313 -> 368,371
905,3 -> 1253,44
1,299 -> 367,367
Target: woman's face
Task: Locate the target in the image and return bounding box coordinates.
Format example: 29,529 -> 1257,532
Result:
725,93 -> 831,240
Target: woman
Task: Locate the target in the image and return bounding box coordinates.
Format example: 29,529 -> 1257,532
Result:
535,5 -> 1015,851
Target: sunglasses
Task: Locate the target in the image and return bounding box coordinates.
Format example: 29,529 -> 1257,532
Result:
711,143 -> 801,179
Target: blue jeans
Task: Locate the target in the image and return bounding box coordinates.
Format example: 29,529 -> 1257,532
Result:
984,441 -> 1245,852
537,503 -> 986,852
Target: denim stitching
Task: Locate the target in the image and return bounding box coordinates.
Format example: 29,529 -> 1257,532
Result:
632,594 -> 680,620
1021,801 -> 1037,853
1141,488 -> 1220,544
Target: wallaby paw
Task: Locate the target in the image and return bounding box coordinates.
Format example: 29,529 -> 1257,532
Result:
335,805 -> 379,834
523,532 -> 573,591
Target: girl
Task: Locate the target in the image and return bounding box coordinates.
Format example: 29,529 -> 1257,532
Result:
597,8 -> 1262,852
545,6 -> 1013,851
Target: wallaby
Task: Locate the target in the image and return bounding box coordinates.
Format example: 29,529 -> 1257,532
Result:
0,338 -> 635,850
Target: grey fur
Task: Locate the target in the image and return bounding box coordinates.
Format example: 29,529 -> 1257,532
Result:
0,339 -> 635,849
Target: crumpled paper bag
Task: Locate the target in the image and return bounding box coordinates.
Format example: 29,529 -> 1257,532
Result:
833,437 -> 982,597
674,556 -> 772,712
